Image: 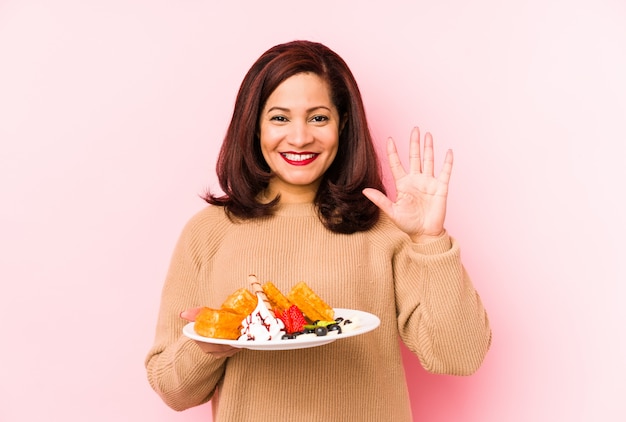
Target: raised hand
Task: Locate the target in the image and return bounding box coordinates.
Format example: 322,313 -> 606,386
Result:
363,127 -> 453,243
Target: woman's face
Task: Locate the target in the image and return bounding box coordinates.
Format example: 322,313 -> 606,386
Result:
259,72 -> 340,203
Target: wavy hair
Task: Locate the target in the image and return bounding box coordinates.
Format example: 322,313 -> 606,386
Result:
205,40 -> 385,234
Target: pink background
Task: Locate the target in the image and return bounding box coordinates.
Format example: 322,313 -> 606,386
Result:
1,0 -> 624,421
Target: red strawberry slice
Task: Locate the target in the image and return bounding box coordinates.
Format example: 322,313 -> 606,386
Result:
277,305 -> 307,334
287,305 -> 307,333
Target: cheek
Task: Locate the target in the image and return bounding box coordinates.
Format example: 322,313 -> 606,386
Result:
329,147 -> 339,166
259,126 -> 281,149
328,131 -> 340,156
323,138 -> 340,169
327,132 -> 340,166
259,130 -> 273,154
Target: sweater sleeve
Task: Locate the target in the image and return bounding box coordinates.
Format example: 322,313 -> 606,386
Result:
394,232 -> 492,375
145,212 -> 227,411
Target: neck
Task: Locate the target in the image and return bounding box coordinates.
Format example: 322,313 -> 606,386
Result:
264,182 -> 318,204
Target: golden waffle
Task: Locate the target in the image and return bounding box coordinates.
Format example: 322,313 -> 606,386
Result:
194,307 -> 245,339
262,281 -> 293,315
220,287 -> 257,316
287,281 -> 334,322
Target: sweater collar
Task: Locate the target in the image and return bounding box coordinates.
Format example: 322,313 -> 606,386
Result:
273,202 -> 317,217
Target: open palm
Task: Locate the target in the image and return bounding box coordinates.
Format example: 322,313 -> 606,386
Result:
363,127 -> 453,242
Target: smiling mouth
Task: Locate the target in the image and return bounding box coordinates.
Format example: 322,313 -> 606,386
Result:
280,152 -> 319,165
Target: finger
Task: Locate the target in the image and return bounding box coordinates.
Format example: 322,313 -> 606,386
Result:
180,307 -> 204,322
363,188 -> 395,217
437,149 -> 454,186
422,132 -> 435,176
386,137 -> 407,181
409,127 -> 422,174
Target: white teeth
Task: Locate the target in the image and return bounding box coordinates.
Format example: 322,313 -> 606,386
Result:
282,153 -> 316,161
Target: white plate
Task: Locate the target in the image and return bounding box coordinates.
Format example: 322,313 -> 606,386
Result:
182,308 -> 380,351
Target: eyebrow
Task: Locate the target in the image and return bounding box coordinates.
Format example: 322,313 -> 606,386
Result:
266,106 -> 332,114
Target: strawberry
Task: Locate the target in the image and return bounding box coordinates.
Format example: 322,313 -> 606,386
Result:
276,305 -> 307,334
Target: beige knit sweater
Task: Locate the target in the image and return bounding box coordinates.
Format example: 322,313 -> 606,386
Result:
145,203 -> 491,421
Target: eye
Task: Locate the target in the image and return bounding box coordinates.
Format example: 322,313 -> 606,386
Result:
270,115 -> 288,122
310,115 -> 329,123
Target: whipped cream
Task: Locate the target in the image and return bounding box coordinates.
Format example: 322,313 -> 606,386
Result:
238,293 -> 285,341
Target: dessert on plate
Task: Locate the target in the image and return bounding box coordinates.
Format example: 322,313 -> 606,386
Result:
193,287 -> 256,339
193,274 -> 358,342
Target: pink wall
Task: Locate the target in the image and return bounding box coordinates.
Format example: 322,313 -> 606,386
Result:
1,0 -> 624,420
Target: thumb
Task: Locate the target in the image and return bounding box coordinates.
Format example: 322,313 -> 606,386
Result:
362,188 -> 394,217
180,307 -> 204,322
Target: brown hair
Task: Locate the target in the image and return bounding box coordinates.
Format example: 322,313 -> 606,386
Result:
205,40 -> 385,234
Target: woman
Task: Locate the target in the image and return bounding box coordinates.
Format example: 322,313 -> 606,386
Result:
145,40 -> 491,421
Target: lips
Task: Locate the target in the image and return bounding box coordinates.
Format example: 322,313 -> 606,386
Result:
280,152 -> 319,166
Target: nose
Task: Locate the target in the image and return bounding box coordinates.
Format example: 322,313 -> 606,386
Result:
287,120 -> 313,147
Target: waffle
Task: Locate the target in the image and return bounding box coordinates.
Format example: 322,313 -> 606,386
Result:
194,307 -> 246,339
262,281 -> 293,315
220,287 -> 257,316
194,287 -> 257,339
287,281 -> 334,322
